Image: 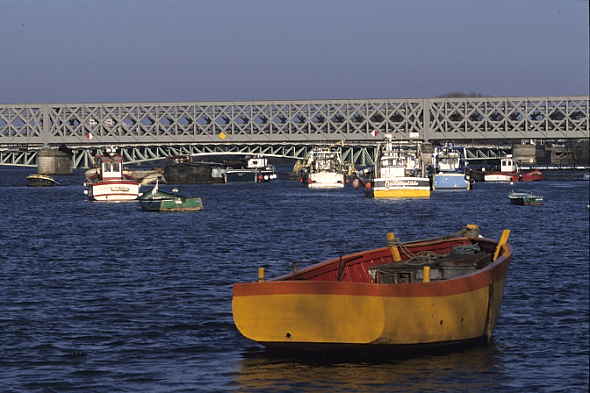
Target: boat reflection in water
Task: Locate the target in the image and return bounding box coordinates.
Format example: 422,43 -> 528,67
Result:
234,344 -> 504,392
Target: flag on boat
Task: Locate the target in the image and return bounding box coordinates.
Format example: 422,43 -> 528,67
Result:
86,132 -> 93,140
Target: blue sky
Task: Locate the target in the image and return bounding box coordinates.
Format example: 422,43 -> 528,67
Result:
0,0 -> 588,104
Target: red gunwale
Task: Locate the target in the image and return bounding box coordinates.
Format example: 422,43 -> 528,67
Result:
233,238 -> 512,299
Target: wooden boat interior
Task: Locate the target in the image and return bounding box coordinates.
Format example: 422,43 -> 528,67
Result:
275,235 -> 498,285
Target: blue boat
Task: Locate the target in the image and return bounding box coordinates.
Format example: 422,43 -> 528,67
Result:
429,144 -> 472,190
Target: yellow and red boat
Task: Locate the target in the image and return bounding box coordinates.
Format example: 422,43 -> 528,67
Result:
232,226 -> 512,351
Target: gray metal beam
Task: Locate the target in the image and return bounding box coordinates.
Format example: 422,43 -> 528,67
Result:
0,142 -> 516,168
0,96 -> 587,148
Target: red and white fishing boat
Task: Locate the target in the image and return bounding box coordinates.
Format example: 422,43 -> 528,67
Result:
84,147 -> 140,201
484,155 -> 542,182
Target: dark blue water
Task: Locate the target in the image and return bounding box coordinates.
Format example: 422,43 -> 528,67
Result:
1,166 -> 588,392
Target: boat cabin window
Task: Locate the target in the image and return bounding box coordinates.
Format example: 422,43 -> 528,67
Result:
102,162 -> 120,173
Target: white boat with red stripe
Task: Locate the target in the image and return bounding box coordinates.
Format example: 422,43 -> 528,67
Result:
84,147 -> 140,201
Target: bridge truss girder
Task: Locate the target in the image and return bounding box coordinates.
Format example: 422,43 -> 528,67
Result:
1,143 -> 512,169
0,96 -> 587,147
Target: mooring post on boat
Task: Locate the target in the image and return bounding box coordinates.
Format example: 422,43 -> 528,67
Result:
493,229 -> 511,261
387,232 -> 402,262
292,262 -> 297,273
423,266 -> 431,283
257,267 -> 265,282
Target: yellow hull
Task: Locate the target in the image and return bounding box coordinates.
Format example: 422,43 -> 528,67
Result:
372,188 -> 430,198
233,278 -> 506,346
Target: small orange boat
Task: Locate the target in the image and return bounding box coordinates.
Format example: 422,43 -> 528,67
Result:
232,226 -> 512,351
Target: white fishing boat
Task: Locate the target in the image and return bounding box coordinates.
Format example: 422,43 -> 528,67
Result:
83,147 -> 140,201
429,144 -> 472,190
299,142 -> 347,188
353,135 -> 430,198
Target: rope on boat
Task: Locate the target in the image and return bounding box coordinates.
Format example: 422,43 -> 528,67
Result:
404,251 -> 441,266
384,226 -> 481,267
452,243 -> 481,254
386,226 -> 480,248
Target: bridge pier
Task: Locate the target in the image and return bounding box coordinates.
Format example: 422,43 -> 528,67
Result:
37,147 -> 73,175
512,144 -> 551,165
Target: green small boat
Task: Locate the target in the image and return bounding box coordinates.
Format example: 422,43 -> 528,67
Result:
508,190 -> 543,206
139,182 -> 203,212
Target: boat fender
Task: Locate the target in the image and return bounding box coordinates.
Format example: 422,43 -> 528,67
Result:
307,178 -> 312,184
464,174 -> 470,181
352,179 -> 361,189
365,182 -> 372,189
299,177 -> 303,183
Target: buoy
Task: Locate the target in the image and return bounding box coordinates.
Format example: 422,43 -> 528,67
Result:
299,178 -> 303,183
345,179 -> 349,184
258,175 -> 262,180
352,179 -> 361,189
307,179 -> 312,184
365,182 -> 372,189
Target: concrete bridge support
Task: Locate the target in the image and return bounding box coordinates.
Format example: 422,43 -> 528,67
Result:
37,147 -> 73,175
512,144 -> 550,165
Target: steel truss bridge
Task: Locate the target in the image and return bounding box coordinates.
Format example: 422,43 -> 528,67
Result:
1,95 -> 587,168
